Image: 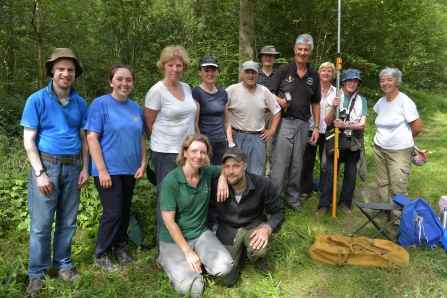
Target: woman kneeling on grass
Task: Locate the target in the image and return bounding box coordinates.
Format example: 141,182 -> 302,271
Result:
159,134 -> 233,297
85,64 -> 146,272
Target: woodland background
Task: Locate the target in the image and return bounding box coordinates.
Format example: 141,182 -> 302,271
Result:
1,1 -> 447,297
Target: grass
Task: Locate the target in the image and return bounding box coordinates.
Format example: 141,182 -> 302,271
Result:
1,89 -> 447,297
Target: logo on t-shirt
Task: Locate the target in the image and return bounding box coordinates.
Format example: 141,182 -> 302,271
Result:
307,78 -> 313,86
131,114 -> 141,122
204,184 -> 209,194
286,75 -> 294,82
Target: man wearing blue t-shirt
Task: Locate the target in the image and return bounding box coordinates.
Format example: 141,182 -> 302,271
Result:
20,48 -> 89,296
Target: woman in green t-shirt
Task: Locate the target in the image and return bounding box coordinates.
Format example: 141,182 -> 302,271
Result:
158,134 -> 233,297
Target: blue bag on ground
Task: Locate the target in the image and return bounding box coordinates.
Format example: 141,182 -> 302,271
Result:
393,194 -> 443,248
441,228 -> 447,250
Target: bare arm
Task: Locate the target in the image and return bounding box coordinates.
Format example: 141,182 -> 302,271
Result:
334,116 -> 367,131
223,103 -> 234,144
310,102 -> 321,143
23,127 -> 52,195
324,97 -> 341,126
78,128 -> 90,189
261,111 -> 280,141
273,94 -> 290,110
194,100 -> 201,133
162,210 -> 202,273
86,131 -> 112,189
144,107 -> 158,141
409,118 -> 422,137
134,135 -> 147,179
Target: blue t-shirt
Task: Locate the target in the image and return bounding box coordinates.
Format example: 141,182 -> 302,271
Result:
192,86 -> 228,142
20,81 -> 88,155
84,94 -> 145,176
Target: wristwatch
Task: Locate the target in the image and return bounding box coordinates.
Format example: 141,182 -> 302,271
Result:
228,143 -> 236,148
34,169 -> 46,177
348,123 -> 351,129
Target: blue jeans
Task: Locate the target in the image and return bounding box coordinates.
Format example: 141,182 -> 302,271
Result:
150,150 -> 177,239
270,118 -> 309,207
28,159 -> 82,278
233,132 -> 266,176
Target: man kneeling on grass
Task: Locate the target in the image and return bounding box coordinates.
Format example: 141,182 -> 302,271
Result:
210,147 -> 285,285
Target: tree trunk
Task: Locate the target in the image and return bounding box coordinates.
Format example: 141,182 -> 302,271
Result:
239,0 -> 254,71
32,1 -> 45,89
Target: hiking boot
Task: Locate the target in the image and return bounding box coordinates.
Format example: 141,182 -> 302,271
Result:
94,253 -> 119,273
339,203 -> 352,215
115,243 -> 132,267
57,267 -> 80,282
154,253 -> 163,271
256,258 -> 271,272
289,205 -> 303,213
316,207 -> 329,217
26,278 -> 43,297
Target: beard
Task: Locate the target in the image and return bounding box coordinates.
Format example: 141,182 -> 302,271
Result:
227,175 -> 243,187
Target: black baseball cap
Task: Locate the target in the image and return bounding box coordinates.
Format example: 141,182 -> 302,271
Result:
199,56 -> 219,68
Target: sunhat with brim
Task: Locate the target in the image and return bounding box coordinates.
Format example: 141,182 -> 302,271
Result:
199,56 -> 219,68
257,45 -> 280,59
342,69 -> 362,86
241,60 -> 259,72
411,146 -> 428,166
45,48 -> 84,78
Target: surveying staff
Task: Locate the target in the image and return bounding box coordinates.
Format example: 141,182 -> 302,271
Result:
21,48 -> 89,296
269,33 -> 321,213
316,69 -> 367,217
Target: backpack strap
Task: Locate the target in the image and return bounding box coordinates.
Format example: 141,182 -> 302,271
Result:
393,194 -> 411,207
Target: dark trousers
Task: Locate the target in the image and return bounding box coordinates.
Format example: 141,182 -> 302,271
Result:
150,150 -> 177,239
95,175 -> 135,258
300,131 -> 325,194
210,141 -> 227,165
318,148 -> 360,209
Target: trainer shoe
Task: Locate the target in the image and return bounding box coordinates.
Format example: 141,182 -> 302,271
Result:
57,267 -> 80,282
154,253 -> 163,271
339,203 -> 352,215
316,207 -> 329,217
115,242 -> 132,267
289,205 -> 303,213
94,253 -> 119,273
26,278 -> 43,297
256,258 -> 271,272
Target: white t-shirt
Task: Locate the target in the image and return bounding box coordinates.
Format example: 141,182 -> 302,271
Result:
145,81 -> 197,153
226,83 -> 281,132
309,85 -> 336,133
374,92 -> 419,150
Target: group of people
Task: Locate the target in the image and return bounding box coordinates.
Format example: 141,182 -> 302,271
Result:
20,31 -> 422,297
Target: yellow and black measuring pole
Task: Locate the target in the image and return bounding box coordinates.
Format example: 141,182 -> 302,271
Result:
332,0 -> 342,218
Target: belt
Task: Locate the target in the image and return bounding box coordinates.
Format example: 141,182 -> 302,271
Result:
282,116 -> 299,120
234,129 -> 261,135
39,152 -> 80,164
